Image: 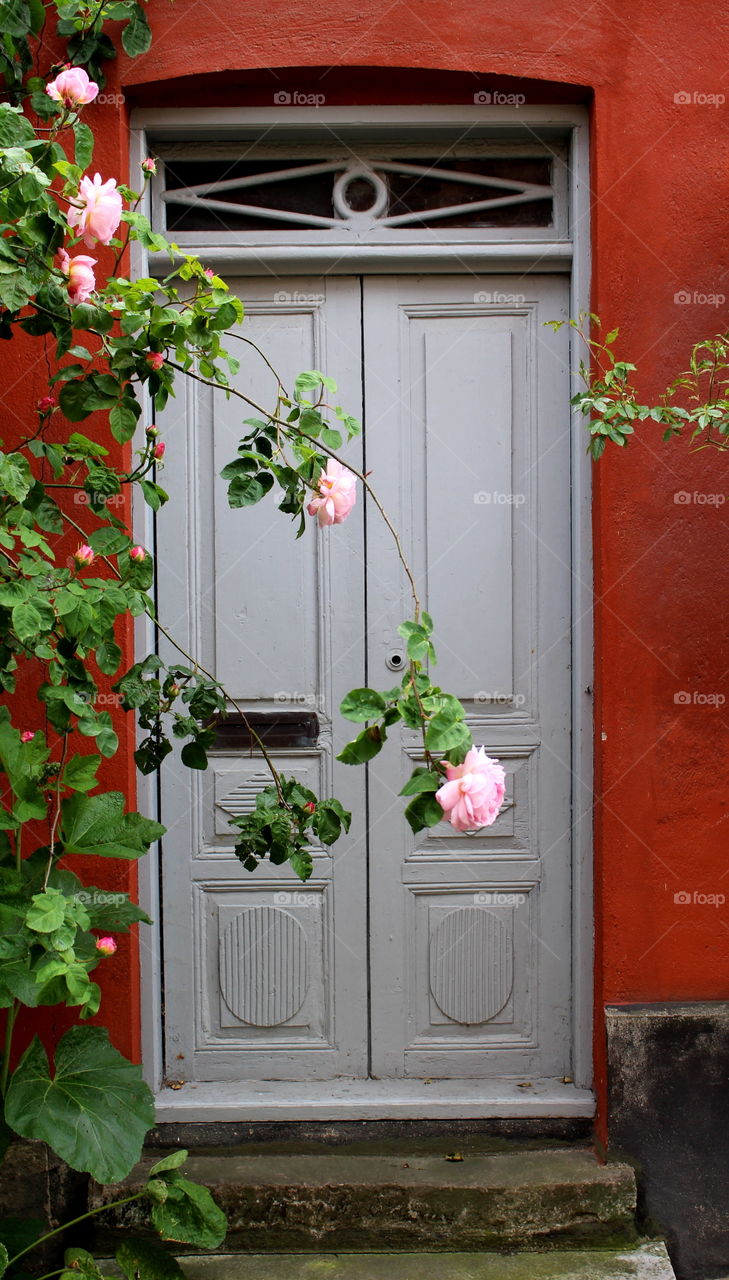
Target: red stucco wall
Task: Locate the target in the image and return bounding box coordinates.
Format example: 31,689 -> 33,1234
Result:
12,0 -> 729,1127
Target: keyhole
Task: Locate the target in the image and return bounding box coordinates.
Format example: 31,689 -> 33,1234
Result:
387,651 -> 405,671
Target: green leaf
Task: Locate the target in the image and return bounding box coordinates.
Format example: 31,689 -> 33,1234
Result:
109,399 -> 140,444
0,105 -> 36,146
0,708 -> 49,820
399,768 -> 441,797
0,581 -> 28,608
337,724 -> 386,765
0,451 -> 32,502
139,479 -> 168,511
73,120 -> 94,170
321,427 -> 342,450
294,370 -> 323,400
11,599 -> 54,644
59,380 -> 93,422
289,849 -> 313,882
339,688 -> 387,723
208,300 -> 238,330
60,1246 -> 110,1280
121,1 -> 152,55
0,0 -> 31,37
62,753 -> 101,793
150,1175 -> 227,1249
144,1178 -> 169,1205
404,791 -> 444,834
60,791 -> 165,860
226,474 -> 267,508
78,711 -> 119,758
26,889 -> 65,933
149,1148 -> 189,1175
81,888 -> 152,932
95,640 -> 122,675
181,741 -> 208,770
0,1242 -> 7,1279
88,526 -> 130,555
116,1239 -> 185,1280
4,1027 -> 155,1183
312,799 -> 350,845
425,709 -> 470,753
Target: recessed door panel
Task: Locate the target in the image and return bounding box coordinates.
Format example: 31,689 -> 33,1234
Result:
362,275 -> 571,1079
157,277 -> 369,1082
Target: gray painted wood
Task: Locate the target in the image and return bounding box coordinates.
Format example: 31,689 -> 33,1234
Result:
156,277 -> 368,1082
157,272 -> 573,1088
362,275 -> 572,1079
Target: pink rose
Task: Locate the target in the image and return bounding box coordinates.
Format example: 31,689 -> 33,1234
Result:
74,544 -> 95,568
129,545 -> 146,562
146,352 -> 164,371
307,459 -> 357,526
67,173 -> 122,248
141,158 -> 157,175
20,731 -> 35,743
435,746 -> 506,833
153,441 -> 166,460
57,247 -> 96,305
46,66 -> 99,109
95,936 -> 117,956
37,395 -> 56,414
145,424 -> 158,437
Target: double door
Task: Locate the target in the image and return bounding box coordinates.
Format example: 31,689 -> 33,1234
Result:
157,273 -> 573,1088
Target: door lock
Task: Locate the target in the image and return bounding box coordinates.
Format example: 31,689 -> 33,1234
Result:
386,650 -> 406,671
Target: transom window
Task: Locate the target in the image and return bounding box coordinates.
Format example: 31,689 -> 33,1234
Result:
152,141 -> 569,243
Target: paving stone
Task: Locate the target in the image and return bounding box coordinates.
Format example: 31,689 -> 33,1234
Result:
99,1242 -> 676,1279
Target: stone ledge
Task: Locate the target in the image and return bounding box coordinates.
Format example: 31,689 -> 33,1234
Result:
90,1147 -> 637,1253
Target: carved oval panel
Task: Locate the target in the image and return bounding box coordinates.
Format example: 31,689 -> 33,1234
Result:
220,906 -> 308,1027
429,906 -> 513,1025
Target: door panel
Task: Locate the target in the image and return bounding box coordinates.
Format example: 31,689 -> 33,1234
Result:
362,276 -> 572,1078
157,277 -> 369,1081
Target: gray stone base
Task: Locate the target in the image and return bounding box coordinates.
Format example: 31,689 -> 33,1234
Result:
606,1002 -> 729,1280
0,1139 -> 87,1272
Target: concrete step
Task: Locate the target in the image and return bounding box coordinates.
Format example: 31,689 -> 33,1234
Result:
91,1147 -> 638,1253
99,1243 -> 677,1279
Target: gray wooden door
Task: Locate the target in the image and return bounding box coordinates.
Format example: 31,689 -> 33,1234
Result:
157,273 -> 573,1087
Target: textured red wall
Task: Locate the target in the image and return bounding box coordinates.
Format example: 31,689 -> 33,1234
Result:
14,0 -> 729,1122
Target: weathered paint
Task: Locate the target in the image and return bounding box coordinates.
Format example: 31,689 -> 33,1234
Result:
5,1 -> 729,1130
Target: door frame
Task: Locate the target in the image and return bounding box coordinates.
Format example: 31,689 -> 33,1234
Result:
130,103 -> 593,1120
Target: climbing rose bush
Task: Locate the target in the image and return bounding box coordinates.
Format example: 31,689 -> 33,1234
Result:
0,0 -> 504,1193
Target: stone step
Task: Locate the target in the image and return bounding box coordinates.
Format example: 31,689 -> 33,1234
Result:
99,1243 -> 677,1279
91,1147 -> 638,1254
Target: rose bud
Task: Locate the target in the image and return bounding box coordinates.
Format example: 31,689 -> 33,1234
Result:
74,544 -> 95,568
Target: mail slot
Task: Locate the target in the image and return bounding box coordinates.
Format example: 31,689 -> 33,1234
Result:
211,711 -> 319,751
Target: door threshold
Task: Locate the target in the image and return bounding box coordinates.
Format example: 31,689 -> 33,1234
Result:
154,1077 -> 594,1122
